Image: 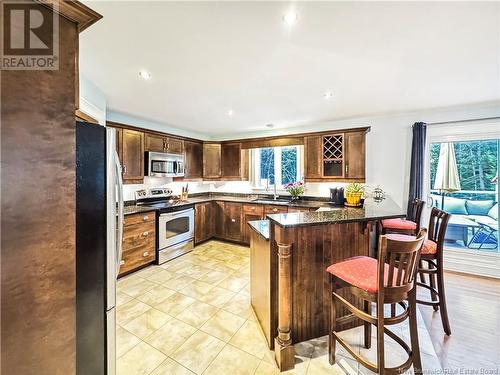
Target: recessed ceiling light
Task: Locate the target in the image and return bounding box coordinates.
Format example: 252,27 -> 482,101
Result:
283,12 -> 298,26
324,91 -> 333,99
138,70 -> 151,80
266,124 -> 274,128
227,109 -> 234,116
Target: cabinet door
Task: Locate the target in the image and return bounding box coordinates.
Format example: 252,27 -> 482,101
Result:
184,141 -> 203,179
221,143 -> 242,178
145,133 -> 165,152
214,201 -> 225,238
224,202 -> 243,242
304,136 -> 322,179
242,212 -> 264,245
167,137 -> 184,154
345,131 -> 366,180
203,143 -> 222,178
115,127 -> 123,161
122,129 -> 144,182
195,202 -> 214,244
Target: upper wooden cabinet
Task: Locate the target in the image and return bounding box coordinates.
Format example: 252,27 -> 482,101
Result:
183,141 -> 203,180
304,130 -> 367,182
344,131 -> 366,180
122,129 -> 144,183
203,143 -> 222,178
145,133 -> 183,154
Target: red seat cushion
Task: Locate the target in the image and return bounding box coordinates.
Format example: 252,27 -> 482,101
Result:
386,234 -> 437,255
326,256 -> 403,293
381,218 -> 417,231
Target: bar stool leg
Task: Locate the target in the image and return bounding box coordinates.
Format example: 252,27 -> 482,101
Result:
364,300 -> 371,349
418,260 -> 426,284
436,260 -> 452,335
408,286 -> 422,374
428,262 -> 439,311
329,279 -> 337,365
376,299 -> 385,373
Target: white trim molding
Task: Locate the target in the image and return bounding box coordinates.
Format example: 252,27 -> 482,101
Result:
444,248 -> 500,279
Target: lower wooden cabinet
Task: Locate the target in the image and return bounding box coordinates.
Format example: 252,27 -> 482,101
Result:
119,212 -> 156,277
264,205 -> 288,215
242,204 -> 264,244
224,202 -> 243,242
194,201 -> 215,244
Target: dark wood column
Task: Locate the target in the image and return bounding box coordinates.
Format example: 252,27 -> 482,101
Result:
0,2 -> 100,374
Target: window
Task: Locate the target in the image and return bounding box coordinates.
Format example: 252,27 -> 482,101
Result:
252,146 -> 303,189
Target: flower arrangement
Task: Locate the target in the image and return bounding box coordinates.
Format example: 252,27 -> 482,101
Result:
284,181 -> 305,200
345,182 -> 364,206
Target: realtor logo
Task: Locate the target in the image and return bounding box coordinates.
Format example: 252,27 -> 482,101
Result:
1,0 -> 59,70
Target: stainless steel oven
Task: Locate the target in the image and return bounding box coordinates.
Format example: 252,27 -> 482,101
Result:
146,151 -> 185,177
158,207 -> 194,263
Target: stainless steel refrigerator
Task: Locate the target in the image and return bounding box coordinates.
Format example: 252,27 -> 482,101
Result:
76,122 -> 124,375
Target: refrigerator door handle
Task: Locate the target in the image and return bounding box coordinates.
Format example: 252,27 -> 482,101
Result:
115,150 -> 124,275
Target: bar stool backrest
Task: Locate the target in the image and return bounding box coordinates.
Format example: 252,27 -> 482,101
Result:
411,199 -> 425,233
427,207 -> 451,254
378,229 -> 427,297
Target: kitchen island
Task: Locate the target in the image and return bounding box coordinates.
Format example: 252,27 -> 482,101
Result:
248,197 -> 405,371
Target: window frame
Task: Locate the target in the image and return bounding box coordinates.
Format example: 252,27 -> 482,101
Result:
250,145 -> 304,190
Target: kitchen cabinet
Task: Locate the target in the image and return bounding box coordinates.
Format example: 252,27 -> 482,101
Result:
344,131 -> 366,180
214,201 -> 226,238
145,133 -> 184,154
304,130 -> 367,182
287,207 -> 316,213
304,136 -> 322,179
203,143 -> 222,178
195,202 -> 215,244
119,213 -> 156,277
122,129 -> 144,183
221,143 -> 243,179
223,202 -> 243,242
242,204 -> 264,244
264,205 -> 288,215
183,141 -> 203,180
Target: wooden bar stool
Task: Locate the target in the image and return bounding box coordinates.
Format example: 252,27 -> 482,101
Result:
417,207 -> 452,335
326,230 -> 426,374
380,199 -> 425,236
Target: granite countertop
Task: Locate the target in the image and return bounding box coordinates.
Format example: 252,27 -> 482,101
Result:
124,205 -> 158,215
247,220 -> 270,240
124,193 -> 333,215
266,197 -> 405,228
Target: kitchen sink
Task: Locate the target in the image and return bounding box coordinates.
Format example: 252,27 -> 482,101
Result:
251,198 -> 291,205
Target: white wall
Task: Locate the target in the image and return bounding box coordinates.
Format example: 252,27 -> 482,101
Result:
121,102 -> 500,207
79,74 -> 107,124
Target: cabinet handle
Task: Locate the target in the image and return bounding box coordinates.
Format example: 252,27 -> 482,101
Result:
251,207 -> 256,211
143,215 -> 149,221
231,218 -> 236,223
123,165 -> 127,174
143,251 -> 149,257
120,260 -> 125,266
273,208 -> 278,212
166,142 -> 169,151
345,164 -> 348,176
142,231 -> 149,237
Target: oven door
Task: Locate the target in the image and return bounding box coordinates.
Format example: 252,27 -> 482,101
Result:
158,208 -> 194,249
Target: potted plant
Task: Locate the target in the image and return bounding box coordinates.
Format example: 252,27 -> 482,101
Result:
345,182 -> 364,206
284,181 -> 305,201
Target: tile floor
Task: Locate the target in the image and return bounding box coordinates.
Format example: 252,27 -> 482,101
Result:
116,240 -> 442,375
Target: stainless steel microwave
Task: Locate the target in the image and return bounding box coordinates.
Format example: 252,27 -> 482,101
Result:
145,152 -> 185,177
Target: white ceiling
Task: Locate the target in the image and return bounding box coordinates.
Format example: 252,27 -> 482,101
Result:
80,1 -> 500,136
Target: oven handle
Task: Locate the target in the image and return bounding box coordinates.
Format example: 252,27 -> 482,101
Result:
160,208 -> 194,218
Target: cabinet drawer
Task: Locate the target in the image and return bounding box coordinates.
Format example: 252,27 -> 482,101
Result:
123,222 -> 155,251
119,244 -> 155,275
124,212 -> 155,226
287,207 -> 316,213
243,204 -> 264,215
264,205 -> 288,214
